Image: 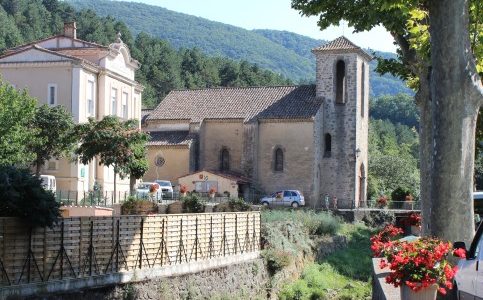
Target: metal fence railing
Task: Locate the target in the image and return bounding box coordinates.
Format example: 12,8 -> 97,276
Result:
363,200 -> 421,210
54,191 -> 234,207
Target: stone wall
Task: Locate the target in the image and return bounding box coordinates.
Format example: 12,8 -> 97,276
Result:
257,120 -> 315,205
315,51 -> 370,208
199,119 -> 244,173
144,146 -> 190,182
26,259 -> 269,300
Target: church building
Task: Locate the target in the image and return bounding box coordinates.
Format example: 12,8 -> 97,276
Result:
143,36 -> 371,208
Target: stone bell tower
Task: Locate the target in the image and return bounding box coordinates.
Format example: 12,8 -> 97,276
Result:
312,36 -> 372,208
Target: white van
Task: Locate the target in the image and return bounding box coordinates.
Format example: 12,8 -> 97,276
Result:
40,175 -> 56,193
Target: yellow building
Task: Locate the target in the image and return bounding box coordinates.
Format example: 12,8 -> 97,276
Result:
0,22 -> 143,193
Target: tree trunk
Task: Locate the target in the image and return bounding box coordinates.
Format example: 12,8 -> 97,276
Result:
416,77 -> 432,237
129,174 -> 136,196
35,159 -> 42,176
428,0 -> 483,244
113,171 -> 117,204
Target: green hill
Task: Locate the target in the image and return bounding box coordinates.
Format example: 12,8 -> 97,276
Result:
67,0 -> 413,97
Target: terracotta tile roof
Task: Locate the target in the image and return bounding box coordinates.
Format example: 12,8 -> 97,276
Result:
147,85 -> 321,123
0,45 -> 100,69
176,170 -> 251,183
147,131 -> 194,146
312,36 -> 373,60
6,35 -> 107,53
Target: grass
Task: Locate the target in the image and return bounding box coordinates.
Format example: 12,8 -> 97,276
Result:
278,223 -> 374,300
262,209 -> 341,235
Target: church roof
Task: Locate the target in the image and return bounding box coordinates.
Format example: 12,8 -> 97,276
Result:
147,85 -> 321,123
312,36 -> 373,60
146,131 -> 194,146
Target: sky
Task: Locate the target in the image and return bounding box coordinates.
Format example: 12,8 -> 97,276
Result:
127,0 -> 397,53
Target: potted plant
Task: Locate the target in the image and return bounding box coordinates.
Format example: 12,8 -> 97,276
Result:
208,187 -> 216,199
408,213 -> 422,236
376,195 -> 389,208
179,184 -> 188,197
375,236 -> 458,300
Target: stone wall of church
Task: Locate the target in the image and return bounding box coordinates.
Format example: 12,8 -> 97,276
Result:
144,146 -> 190,183
257,120 -> 315,205
199,119 -> 244,173
241,122 -> 258,179
316,52 -> 360,208
355,56 -> 369,207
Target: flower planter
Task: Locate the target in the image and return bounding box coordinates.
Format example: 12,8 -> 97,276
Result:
400,284 -> 438,300
181,192 -> 187,197
410,225 -> 421,236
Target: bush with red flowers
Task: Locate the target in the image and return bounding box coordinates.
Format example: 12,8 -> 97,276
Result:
383,237 -> 457,295
408,212 -> 422,226
370,224 -> 404,257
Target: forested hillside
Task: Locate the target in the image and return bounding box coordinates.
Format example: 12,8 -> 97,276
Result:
0,0 -> 291,108
67,0 -> 413,97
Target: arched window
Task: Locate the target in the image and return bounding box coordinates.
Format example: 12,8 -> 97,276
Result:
324,133 -> 332,157
220,148 -> 230,171
335,60 -> 346,104
361,62 -> 365,117
274,148 -> 284,172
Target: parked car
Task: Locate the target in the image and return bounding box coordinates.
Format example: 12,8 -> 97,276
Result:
453,219 -> 483,299
474,191 -> 483,215
136,182 -> 163,202
154,180 -> 174,198
40,175 -> 56,193
260,190 -> 305,208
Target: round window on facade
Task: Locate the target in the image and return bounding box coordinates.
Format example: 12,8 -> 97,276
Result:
155,155 -> 165,167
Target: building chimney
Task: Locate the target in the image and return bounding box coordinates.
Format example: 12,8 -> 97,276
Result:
63,22 -> 77,39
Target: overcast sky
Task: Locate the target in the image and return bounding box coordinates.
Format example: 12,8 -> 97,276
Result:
127,0 -> 397,53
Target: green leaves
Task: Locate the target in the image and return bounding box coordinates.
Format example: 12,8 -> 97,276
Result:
0,79 -> 37,166
0,166 -> 60,227
28,104 -> 77,175
75,116 -> 149,179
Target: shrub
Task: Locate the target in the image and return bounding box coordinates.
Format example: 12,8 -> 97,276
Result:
391,187 -> 414,202
0,166 -> 60,227
213,198 -> 251,212
261,210 -> 341,236
362,210 -> 395,228
121,197 -> 157,215
262,249 -> 292,275
167,201 -> 183,214
182,195 -> 204,213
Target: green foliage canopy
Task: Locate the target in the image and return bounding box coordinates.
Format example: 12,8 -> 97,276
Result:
75,116 -> 149,180
28,105 -> 78,175
0,166 -> 60,227
0,79 -> 37,166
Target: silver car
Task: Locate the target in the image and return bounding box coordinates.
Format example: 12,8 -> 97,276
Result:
260,190 -> 305,208
136,182 -> 163,202
155,180 -> 174,198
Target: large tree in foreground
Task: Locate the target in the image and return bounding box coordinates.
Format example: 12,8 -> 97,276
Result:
75,116 -> 149,202
428,0 -> 483,243
292,0 -> 482,242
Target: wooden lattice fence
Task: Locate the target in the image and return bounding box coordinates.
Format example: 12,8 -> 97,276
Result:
0,212 -> 260,287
